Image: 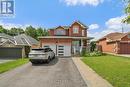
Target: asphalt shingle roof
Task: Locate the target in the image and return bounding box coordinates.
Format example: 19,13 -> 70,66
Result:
0,33 -> 39,46
0,33 -> 13,39
49,21 -> 88,30
14,34 -> 39,45
98,32 -> 128,42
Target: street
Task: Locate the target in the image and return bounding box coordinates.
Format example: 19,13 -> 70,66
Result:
0,58 -> 87,87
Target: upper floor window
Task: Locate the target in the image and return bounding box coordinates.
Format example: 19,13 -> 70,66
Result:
54,29 -> 66,36
73,26 -> 79,34
82,30 -> 85,36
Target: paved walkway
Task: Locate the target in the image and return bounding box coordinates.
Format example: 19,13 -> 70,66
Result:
104,52 -> 130,58
72,57 -> 113,87
0,58 -> 87,87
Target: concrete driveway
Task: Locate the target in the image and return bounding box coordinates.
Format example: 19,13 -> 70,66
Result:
0,57 -> 87,87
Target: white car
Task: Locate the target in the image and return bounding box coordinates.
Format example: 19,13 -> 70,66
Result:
29,48 -> 55,64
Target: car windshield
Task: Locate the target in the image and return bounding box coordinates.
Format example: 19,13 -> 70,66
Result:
31,49 -> 45,53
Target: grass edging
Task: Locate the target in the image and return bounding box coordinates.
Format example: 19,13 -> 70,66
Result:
0,58 -> 29,74
81,55 -> 130,87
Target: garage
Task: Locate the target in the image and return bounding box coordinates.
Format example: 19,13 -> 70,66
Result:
43,43 -> 71,57
119,43 -> 130,54
0,47 -> 22,59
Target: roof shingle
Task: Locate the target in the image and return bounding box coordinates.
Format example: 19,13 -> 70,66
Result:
99,32 -> 128,42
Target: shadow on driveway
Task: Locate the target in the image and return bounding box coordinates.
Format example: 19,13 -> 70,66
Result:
32,57 -> 59,66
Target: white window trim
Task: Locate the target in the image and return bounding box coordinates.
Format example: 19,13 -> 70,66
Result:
73,26 -> 79,34
82,30 -> 85,36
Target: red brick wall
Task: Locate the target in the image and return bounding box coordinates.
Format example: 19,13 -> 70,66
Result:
49,22 -> 87,37
48,29 -> 54,36
40,38 -> 72,47
69,22 -> 87,37
121,35 -> 130,41
98,39 -> 117,53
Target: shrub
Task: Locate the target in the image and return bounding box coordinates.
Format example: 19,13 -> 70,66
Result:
81,50 -> 104,57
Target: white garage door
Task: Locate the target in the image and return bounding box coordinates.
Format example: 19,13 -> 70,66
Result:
43,44 -> 71,57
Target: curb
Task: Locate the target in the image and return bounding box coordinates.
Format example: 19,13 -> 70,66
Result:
72,57 -> 113,87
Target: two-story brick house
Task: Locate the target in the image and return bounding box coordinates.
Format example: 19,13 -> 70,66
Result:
39,21 -> 92,57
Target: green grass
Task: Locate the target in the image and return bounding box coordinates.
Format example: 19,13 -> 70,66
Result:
0,58 -> 29,74
82,55 -> 130,87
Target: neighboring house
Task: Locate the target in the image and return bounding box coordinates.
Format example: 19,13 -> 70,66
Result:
39,21 -> 93,57
0,33 -> 39,59
97,32 -> 130,54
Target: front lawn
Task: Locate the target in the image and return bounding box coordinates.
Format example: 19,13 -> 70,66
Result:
0,58 -> 29,74
82,55 -> 130,87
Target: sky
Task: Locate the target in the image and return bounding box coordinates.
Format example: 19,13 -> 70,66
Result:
0,0 -> 129,40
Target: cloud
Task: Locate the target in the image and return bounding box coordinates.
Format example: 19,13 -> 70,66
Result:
61,0 -> 104,6
105,15 -> 125,30
0,20 -> 39,30
89,24 -> 99,30
88,15 -> 130,41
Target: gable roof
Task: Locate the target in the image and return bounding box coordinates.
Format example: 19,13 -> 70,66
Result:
0,33 -> 13,39
49,21 -> 88,30
98,32 -> 128,42
73,21 -> 88,29
50,26 -> 70,30
0,39 -> 16,46
0,33 -> 39,46
14,34 -> 39,46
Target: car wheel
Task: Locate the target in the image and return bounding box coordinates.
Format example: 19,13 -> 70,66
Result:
46,57 -> 50,63
53,55 -> 55,59
31,61 -> 37,64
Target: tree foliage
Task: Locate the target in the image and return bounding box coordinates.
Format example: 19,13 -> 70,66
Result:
25,26 -> 37,39
0,26 -> 7,34
0,25 -> 48,40
90,41 -> 96,52
123,0 -> 130,23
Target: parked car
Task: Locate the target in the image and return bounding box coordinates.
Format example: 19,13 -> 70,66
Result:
29,48 -> 55,64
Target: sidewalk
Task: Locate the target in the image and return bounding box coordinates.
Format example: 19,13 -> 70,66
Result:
72,57 -> 113,87
104,52 -> 130,58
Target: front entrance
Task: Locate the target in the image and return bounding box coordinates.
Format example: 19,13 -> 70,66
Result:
43,43 -> 71,57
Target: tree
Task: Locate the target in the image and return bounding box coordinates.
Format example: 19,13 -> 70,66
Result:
123,0 -> 130,23
43,29 -> 49,36
17,28 -> 25,34
36,27 -> 44,37
0,26 -> 7,34
25,26 -> 37,39
90,41 -> 96,52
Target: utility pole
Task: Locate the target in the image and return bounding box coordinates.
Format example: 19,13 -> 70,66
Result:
121,23 -> 124,33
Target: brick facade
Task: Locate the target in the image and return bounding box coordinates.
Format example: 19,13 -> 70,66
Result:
97,33 -> 130,54
48,22 -> 87,37
69,22 -> 87,37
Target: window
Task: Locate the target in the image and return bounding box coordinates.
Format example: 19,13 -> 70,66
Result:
44,45 -> 49,49
82,30 -> 85,36
73,26 -> 79,33
128,34 -> 130,38
54,29 -> 66,35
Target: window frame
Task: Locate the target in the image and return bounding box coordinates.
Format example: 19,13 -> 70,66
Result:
54,29 -> 66,36
73,26 -> 79,34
